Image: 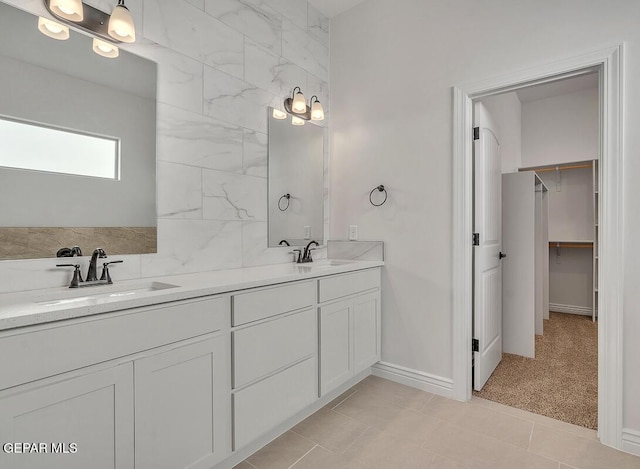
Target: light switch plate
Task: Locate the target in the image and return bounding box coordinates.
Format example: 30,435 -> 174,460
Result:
349,225 -> 358,241
304,225 -> 310,239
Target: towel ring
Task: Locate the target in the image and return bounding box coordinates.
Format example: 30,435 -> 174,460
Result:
278,193 -> 291,211
369,185 -> 388,207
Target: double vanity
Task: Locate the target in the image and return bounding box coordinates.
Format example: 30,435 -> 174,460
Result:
0,260 -> 382,469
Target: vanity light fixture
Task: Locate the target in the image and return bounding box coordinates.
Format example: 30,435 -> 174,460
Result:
291,116 -> 305,126
310,96 -> 325,121
41,0 -> 136,55
272,109 -> 287,120
291,87 -> 307,113
48,0 -> 83,22
38,17 -> 69,40
283,86 -> 325,122
93,38 -> 119,58
108,0 -> 135,43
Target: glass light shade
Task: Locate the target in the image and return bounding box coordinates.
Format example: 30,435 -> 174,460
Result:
292,91 -> 307,113
93,38 -> 119,58
272,109 -> 287,120
38,17 -> 69,40
49,0 -> 83,22
291,116 -> 305,126
108,2 -> 136,43
311,100 -> 325,121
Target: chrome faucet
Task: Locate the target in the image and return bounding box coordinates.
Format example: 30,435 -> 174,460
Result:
86,248 -> 107,282
300,241 -> 319,263
56,248 -> 124,288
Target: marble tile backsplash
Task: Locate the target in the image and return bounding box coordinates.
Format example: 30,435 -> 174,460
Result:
0,0 -> 329,293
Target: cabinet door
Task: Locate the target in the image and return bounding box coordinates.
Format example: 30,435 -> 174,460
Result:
319,301 -> 352,396
0,363 -> 134,469
135,335 -> 231,469
353,291 -> 381,374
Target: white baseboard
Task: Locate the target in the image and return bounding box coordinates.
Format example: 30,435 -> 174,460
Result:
549,303 -> 593,316
372,361 -> 454,399
622,429 -> 640,457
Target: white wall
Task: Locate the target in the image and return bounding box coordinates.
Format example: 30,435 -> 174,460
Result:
329,0 -> 640,438
479,92 -> 522,173
539,168 -> 595,242
548,246 -> 594,310
0,0 -> 329,290
522,88 -> 599,167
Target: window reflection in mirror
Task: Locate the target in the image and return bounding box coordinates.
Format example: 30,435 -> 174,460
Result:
0,116 -> 120,180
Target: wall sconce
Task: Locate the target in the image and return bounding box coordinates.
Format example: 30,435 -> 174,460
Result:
40,0 -> 136,58
48,0 -> 83,22
283,87 -> 325,122
272,109 -> 287,120
37,17 -> 69,40
108,0 -> 136,43
93,38 -> 119,58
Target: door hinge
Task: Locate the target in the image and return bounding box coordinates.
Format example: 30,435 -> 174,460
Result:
472,338 -> 479,352
473,127 -> 480,140
472,233 -> 480,246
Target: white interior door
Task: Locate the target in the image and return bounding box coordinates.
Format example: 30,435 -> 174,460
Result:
473,102 -> 503,391
502,172 -> 536,358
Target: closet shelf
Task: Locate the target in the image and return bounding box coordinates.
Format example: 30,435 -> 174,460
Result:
549,241 -> 593,249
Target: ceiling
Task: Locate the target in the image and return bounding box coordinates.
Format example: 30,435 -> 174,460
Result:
516,73 -> 599,103
308,0 -> 369,18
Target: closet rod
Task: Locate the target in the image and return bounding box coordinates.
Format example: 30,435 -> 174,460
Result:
533,163 -> 593,173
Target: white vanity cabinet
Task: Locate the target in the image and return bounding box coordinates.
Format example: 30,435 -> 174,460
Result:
0,263 -> 383,469
319,269 -> 381,396
0,296 -> 231,469
231,281 -> 318,449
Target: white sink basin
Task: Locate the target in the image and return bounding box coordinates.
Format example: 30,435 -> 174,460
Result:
314,260 -> 354,266
34,282 -> 179,306
295,259 -> 354,270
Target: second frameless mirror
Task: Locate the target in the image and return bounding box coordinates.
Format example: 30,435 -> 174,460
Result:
267,108 -> 324,247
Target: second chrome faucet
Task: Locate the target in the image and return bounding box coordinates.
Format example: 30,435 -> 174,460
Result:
56,247 -> 123,288
293,240 -> 319,263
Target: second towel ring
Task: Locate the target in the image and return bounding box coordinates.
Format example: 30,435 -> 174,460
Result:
369,185 -> 388,207
278,193 -> 291,211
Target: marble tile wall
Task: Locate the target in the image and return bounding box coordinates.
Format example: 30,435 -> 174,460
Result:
327,241 -> 384,261
0,0 -> 330,293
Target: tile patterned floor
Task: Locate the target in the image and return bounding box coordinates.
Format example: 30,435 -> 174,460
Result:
234,376 -> 640,469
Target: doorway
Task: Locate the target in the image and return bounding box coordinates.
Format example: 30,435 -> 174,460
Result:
451,45 -> 624,448
471,78 -> 599,427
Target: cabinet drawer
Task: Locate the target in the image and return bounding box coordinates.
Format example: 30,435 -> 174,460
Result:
318,269 -> 380,303
232,281 -> 315,326
233,308 -> 316,389
0,296 -> 229,391
233,358 -> 317,449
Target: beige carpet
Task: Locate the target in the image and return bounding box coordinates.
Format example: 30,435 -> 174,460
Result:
474,312 -> 598,429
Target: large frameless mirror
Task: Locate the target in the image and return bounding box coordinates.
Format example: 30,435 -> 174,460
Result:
0,1 -> 157,260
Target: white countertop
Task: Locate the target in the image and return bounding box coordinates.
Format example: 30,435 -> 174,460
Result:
0,260 -> 383,332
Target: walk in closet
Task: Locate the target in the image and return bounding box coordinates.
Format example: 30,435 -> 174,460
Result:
524,161 -> 598,321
